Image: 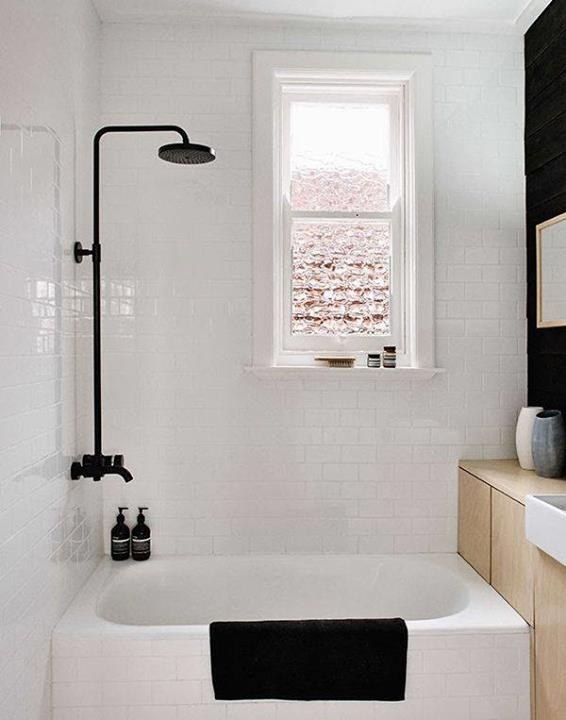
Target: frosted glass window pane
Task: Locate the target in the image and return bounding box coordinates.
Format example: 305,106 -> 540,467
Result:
292,221 -> 391,336
290,102 -> 390,212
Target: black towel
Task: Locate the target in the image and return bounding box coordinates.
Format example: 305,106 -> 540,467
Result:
209,618 -> 408,701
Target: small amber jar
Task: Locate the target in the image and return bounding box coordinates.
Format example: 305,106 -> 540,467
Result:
383,346 -> 397,368
367,353 -> 381,368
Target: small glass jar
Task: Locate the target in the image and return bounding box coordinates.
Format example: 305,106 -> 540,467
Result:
367,353 -> 381,368
383,346 -> 397,368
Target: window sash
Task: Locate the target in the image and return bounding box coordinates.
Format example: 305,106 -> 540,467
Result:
282,89 -> 401,213
280,205 -> 403,355
279,86 -> 403,358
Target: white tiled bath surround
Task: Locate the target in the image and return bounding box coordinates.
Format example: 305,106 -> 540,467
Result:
52,629 -> 530,720
99,20 -> 527,556
51,554 -> 530,720
0,2 -> 102,718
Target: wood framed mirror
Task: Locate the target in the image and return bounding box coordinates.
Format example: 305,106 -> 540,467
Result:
537,211 -> 566,329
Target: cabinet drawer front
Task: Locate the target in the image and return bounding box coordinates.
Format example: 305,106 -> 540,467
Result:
458,469 -> 491,582
491,489 -> 534,625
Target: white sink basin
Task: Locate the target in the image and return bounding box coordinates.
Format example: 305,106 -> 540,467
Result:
525,494 -> 566,566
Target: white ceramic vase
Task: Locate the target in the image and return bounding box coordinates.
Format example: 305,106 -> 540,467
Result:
516,406 -> 544,470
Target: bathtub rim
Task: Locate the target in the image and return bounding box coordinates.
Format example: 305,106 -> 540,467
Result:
54,553 -> 528,642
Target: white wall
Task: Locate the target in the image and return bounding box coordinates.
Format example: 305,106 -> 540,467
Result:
99,20 -> 526,556
0,2 -> 102,718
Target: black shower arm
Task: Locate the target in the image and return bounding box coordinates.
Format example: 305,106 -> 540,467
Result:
71,125 -> 188,483
94,124 -> 190,145
91,125 -> 189,252
75,126 -> 190,258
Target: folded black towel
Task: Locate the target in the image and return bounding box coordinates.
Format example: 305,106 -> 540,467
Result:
209,618 -> 408,702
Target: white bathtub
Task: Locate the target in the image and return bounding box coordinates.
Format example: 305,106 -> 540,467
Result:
53,554 -> 530,720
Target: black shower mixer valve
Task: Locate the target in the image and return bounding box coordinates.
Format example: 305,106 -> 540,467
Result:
71,453 -> 133,482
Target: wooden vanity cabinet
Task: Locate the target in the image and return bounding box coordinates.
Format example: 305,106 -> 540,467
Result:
459,460 -> 566,720
458,461 -> 559,625
457,470 -> 535,624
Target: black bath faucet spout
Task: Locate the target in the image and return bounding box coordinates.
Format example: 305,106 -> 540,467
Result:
71,454 -> 133,483
106,464 -> 134,483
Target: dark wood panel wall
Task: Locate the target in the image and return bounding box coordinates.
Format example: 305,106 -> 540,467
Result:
525,0 -> 566,411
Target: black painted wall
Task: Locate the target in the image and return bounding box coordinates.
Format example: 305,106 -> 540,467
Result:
526,0 -> 566,411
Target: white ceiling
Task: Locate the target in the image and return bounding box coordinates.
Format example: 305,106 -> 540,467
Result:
93,0 -> 551,31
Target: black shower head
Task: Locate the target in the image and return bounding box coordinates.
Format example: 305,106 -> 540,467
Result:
158,141 -> 216,165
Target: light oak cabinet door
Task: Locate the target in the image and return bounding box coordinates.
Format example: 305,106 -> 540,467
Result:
491,489 -> 534,625
535,550 -> 566,720
458,469 -> 491,582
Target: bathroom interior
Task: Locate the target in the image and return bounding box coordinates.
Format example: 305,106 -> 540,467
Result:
3,0 -> 566,718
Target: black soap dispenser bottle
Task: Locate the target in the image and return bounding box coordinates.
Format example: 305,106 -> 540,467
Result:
131,507 -> 151,561
111,507 -> 130,561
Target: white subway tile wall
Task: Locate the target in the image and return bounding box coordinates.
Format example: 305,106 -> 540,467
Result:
0,2 -> 102,718
52,629 -> 530,720
99,20 -> 526,556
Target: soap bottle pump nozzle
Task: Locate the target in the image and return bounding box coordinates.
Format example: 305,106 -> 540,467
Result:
117,506 -> 128,522
138,506 -> 148,521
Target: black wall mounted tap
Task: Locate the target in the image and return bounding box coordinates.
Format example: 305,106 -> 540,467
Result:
71,454 -> 133,483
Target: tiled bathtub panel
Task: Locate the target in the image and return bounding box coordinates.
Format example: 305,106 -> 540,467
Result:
52,631 -> 530,720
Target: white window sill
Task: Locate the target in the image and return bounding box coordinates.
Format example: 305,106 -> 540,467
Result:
245,366 -> 445,381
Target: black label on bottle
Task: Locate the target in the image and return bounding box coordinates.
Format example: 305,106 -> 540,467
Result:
132,538 -> 150,555
112,538 -> 130,558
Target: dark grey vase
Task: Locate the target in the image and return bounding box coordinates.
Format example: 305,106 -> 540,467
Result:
532,410 -> 566,479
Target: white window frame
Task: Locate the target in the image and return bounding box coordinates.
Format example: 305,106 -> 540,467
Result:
253,50 -> 434,369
